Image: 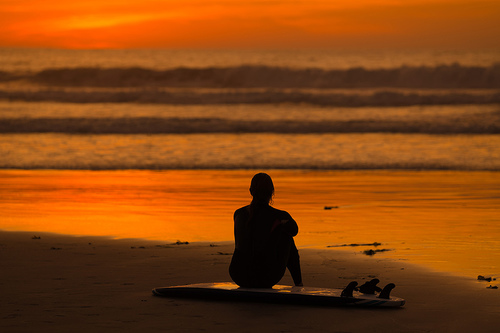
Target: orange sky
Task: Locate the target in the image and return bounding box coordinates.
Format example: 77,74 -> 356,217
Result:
1,0 -> 499,49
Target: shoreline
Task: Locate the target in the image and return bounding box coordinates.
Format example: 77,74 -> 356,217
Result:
1,230 -> 499,332
3,227 -> 497,283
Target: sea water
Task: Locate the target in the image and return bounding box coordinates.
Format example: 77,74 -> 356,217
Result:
0,48 -> 499,279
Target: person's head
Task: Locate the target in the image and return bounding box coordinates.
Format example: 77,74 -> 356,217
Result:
249,173 -> 274,204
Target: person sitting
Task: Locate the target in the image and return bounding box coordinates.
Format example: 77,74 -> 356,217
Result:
229,173 -> 303,288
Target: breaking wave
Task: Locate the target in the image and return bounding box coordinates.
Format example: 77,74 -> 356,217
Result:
1,64 -> 499,106
1,114 -> 499,134
2,64 -> 500,89
1,89 -> 499,107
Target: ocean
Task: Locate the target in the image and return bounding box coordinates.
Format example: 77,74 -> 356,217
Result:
0,48 -> 499,279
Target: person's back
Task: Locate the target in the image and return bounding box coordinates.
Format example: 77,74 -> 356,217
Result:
229,173 -> 302,288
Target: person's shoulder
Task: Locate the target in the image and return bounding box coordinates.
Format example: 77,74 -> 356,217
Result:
234,205 -> 250,217
269,206 -> 292,218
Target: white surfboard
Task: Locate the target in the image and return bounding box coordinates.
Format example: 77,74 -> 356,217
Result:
152,282 -> 405,308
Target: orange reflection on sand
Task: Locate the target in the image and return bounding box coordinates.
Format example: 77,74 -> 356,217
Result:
1,170 -> 499,278
0,170 -> 246,241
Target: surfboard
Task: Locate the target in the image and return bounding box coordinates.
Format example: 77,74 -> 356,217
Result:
152,282 -> 405,308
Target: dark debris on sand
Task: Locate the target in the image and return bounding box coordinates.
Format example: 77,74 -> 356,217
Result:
327,242 -> 382,248
477,275 -> 496,282
171,240 -> 189,245
363,249 -> 392,256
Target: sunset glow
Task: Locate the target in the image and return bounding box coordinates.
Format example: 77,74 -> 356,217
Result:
1,0 -> 499,49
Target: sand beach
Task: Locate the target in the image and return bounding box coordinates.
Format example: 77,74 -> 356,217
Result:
1,230 -> 499,333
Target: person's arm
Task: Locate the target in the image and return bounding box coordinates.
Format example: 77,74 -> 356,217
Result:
281,213 -> 298,237
233,208 -> 247,250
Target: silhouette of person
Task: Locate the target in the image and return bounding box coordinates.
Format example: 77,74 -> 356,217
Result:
229,173 -> 303,288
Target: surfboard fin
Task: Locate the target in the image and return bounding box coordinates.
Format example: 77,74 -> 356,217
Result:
341,281 -> 358,298
378,283 -> 396,299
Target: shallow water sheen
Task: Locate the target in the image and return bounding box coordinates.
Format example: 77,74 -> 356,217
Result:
1,170 -> 498,279
1,132 -> 499,170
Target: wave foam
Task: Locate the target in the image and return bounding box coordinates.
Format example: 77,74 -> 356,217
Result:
1,115 -> 499,134
2,64 -> 500,89
1,89 -> 499,106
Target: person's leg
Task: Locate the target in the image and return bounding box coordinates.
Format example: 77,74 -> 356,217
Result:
231,230 -> 302,288
265,228 -> 293,287
286,239 -> 303,286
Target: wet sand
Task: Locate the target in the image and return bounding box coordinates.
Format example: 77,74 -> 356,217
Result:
1,170 -> 499,279
1,231 -> 499,333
